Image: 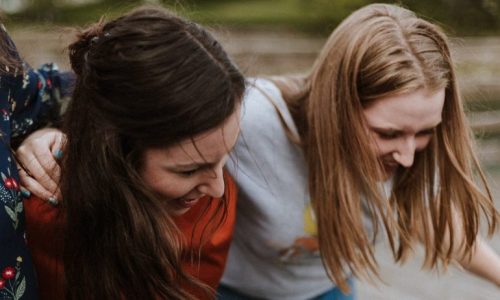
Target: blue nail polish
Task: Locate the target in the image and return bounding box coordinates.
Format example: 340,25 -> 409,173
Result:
53,149 -> 63,159
20,187 -> 31,198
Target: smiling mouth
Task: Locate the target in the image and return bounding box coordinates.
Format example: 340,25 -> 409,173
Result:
172,197 -> 201,211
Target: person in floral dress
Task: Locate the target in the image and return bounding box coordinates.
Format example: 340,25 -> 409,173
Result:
0,23 -> 69,300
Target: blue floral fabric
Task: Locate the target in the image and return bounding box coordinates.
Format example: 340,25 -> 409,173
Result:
0,27 -> 67,300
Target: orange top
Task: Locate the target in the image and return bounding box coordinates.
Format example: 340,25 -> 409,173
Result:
24,172 -> 237,300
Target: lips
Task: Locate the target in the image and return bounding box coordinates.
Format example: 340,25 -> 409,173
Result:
172,197 -> 201,210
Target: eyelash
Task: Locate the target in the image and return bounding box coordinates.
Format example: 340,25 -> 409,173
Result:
179,169 -> 198,177
377,130 -> 434,140
378,132 -> 399,139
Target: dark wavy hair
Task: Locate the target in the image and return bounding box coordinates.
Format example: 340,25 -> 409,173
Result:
61,6 -> 245,299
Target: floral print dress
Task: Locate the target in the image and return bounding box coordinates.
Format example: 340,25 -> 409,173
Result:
0,26 -> 67,300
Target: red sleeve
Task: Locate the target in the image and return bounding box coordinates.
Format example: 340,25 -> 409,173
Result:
24,197 -> 65,300
24,171 -> 237,300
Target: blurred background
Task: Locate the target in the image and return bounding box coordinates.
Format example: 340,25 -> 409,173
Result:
2,0 -> 500,299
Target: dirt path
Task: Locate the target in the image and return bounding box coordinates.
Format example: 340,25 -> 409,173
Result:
10,27 -> 500,299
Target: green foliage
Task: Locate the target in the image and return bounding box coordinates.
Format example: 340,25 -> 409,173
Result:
9,1 -> 141,25
403,0 -> 500,35
181,0 -> 500,35
6,0 -> 500,35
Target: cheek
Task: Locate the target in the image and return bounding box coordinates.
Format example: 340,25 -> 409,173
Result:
370,136 -> 395,157
415,135 -> 432,151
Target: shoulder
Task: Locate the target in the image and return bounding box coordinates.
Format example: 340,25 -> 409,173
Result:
240,78 -> 287,131
245,78 -> 283,101
231,78 -> 299,167
243,78 -> 283,113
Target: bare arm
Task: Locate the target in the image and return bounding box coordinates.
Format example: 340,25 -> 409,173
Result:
416,206 -> 500,287
457,236 -> 500,287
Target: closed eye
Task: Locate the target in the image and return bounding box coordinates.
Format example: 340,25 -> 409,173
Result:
178,169 -> 199,177
376,131 -> 401,139
416,128 -> 435,137
177,163 -> 216,177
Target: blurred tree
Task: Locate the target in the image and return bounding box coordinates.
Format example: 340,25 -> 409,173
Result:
7,0 -> 500,35
23,0 -> 57,21
13,0 -> 146,23
29,0 -> 56,10
304,0 -> 372,32
100,0 -> 144,3
403,0 -> 499,34
304,0 -> 500,34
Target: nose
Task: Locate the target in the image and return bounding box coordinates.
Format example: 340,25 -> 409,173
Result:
198,167 -> 225,198
392,137 -> 416,168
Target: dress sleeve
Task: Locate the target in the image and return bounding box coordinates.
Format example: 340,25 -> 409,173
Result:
7,62 -> 66,139
0,25 -> 72,140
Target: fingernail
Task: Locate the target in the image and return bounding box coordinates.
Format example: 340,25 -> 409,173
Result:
53,149 -> 63,159
48,196 -> 59,206
20,187 -> 30,198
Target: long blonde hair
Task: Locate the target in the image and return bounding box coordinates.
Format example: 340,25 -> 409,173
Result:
274,3 -> 498,292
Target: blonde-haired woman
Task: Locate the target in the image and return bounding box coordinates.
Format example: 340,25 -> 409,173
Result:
219,3 -> 500,299
15,3 -> 500,299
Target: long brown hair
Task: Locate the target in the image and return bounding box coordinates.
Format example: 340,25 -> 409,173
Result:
274,3 -> 497,292
62,6 -> 244,299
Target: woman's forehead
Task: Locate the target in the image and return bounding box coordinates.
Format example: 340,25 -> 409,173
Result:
363,88 -> 445,132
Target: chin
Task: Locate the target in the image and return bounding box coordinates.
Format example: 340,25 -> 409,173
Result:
382,172 -> 394,181
158,200 -> 192,216
170,207 -> 191,216
382,164 -> 398,180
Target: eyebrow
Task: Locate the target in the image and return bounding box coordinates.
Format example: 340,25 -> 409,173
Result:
370,122 -> 441,134
168,143 -> 238,170
170,161 -> 214,170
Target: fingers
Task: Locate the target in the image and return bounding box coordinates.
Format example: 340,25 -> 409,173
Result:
17,167 -> 61,203
16,128 -> 65,203
16,128 -> 64,191
51,131 -> 65,160
16,147 -> 60,194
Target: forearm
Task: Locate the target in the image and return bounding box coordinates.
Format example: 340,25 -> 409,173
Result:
417,208 -> 500,287
458,237 -> 500,287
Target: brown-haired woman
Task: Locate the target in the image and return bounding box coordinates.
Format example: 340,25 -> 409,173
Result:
218,3 -> 500,299
18,5 -> 245,300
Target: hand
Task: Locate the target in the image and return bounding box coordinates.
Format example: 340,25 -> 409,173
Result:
16,128 -> 66,203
